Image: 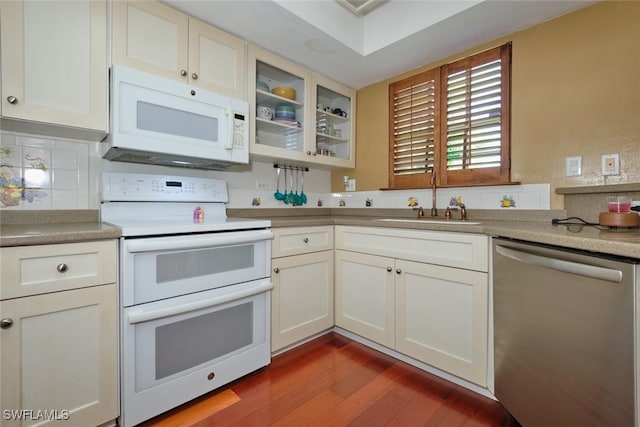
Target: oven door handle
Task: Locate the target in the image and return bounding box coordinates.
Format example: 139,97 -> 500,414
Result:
125,229 -> 274,253
127,280 -> 273,324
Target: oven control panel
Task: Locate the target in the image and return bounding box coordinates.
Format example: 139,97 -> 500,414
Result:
101,172 -> 228,202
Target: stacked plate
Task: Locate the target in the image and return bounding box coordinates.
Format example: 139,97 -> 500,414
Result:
275,105 -> 295,120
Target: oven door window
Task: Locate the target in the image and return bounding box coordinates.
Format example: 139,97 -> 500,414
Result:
129,287 -> 268,392
125,238 -> 269,306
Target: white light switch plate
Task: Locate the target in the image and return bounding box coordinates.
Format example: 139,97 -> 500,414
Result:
566,156 -> 582,177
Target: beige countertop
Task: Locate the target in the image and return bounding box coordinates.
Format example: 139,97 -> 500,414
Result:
2,209 -> 639,260
0,222 -> 122,246
0,210 -> 121,247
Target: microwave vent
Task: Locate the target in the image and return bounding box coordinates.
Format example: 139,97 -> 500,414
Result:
103,147 -> 239,171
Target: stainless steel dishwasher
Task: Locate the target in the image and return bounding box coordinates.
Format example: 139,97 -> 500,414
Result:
493,237 -> 637,427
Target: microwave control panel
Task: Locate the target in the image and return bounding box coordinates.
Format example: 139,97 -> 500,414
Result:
232,113 -> 246,150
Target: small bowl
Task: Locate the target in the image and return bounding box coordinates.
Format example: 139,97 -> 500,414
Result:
256,80 -> 270,92
271,86 -> 296,100
256,106 -> 273,120
608,196 -> 632,213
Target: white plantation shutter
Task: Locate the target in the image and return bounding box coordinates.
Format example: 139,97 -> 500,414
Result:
389,43 -> 511,189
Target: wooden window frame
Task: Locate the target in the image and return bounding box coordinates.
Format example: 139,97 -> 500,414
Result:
389,42 -> 511,189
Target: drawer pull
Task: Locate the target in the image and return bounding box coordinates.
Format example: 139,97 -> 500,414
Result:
273,267 -> 280,274
0,318 -> 14,329
303,237 -> 309,243
56,263 -> 69,273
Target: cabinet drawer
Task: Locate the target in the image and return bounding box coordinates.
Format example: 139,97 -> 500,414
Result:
0,240 -> 117,299
272,226 -> 333,258
335,226 -> 488,272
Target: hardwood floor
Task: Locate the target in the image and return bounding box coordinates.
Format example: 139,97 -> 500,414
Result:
140,333 -> 520,427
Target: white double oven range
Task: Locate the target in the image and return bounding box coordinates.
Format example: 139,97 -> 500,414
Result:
101,172 -> 272,427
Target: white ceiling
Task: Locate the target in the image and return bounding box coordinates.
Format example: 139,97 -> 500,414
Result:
163,0 -> 597,90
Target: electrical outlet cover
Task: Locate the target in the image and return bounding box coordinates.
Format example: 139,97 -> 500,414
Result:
601,154 -> 620,176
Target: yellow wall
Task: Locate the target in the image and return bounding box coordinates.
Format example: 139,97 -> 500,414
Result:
332,1 -> 640,209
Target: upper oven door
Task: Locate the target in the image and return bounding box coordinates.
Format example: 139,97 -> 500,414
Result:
121,229 -> 272,306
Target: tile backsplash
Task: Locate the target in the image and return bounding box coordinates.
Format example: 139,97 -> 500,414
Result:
234,183 -> 551,210
1,131 -> 551,211
0,133 -> 89,209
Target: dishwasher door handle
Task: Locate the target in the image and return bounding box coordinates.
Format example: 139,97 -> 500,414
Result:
495,244 -> 623,284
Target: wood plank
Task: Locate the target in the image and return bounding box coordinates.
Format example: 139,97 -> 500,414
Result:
142,333 -> 519,427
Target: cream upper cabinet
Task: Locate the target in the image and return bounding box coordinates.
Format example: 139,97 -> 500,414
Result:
0,0 -> 108,138
248,45 -> 356,168
249,45 -> 312,164
112,1 -> 246,99
311,73 -> 356,168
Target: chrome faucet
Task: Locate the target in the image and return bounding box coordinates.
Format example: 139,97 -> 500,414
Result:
430,168 -> 437,217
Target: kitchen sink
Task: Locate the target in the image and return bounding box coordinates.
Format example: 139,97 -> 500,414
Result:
376,218 -> 481,225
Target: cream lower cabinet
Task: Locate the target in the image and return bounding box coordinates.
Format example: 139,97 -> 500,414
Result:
271,226 -> 334,352
0,241 -> 118,427
395,259 -> 488,386
335,226 -> 489,387
0,0 -> 108,139
334,250 -> 395,348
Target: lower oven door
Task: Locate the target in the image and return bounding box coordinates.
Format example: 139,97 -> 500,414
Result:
121,279 -> 272,427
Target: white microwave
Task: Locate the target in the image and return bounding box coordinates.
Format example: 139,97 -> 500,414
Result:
103,66 -> 249,170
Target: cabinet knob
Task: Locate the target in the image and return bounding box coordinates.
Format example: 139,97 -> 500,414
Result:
396,269 -> 402,274
190,90 -> 196,96
307,151 -> 312,155
56,263 -> 68,273
207,372 -> 215,381
0,318 -> 13,329
386,267 -> 392,272
6,96 -> 18,104
273,267 -> 279,274
303,237 -> 309,243
191,72 -> 198,80
180,69 -> 187,77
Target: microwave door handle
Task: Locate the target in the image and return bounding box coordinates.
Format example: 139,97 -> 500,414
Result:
127,280 -> 273,324
224,109 -> 233,150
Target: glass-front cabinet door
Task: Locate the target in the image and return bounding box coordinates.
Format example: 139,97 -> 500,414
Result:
248,45 -> 311,163
311,73 -> 356,168
248,45 -> 356,168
